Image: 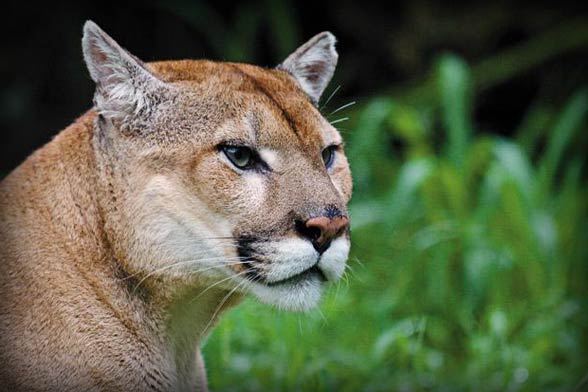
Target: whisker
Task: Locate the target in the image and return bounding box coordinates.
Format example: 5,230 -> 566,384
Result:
352,256 -> 366,270
329,101 -> 356,116
333,278 -> 341,302
341,269 -> 350,288
197,236 -> 237,241
330,117 -> 349,125
316,308 -> 328,326
200,278 -> 250,339
320,85 -> 341,111
130,257 -> 249,293
191,269 -> 251,301
183,259 -> 252,277
297,314 -> 303,335
345,262 -> 364,283
345,263 -> 356,275
118,255 -> 248,282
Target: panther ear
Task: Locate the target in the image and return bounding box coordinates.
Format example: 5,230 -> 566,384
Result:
277,32 -> 338,106
82,20 -> 166,124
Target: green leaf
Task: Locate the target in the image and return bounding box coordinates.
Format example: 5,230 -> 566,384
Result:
347,98 -> 395,194
493,139 -> 535,201
537,89 -> 588,193
437,54 -> 474,167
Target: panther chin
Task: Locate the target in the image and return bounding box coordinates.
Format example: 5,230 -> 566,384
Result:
236,236 -> 351,311
250,270 -> 325,311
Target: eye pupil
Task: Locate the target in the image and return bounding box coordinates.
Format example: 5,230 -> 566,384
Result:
322,146 -> 336,168
224,146 -> 252,169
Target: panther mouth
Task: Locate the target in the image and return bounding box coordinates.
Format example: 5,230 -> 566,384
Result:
265,265 -> 327,287
235,235 -> 330,288
241,259 -> 326,287
234,233 -> 349,310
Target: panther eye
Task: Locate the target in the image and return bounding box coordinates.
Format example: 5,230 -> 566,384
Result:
222,146 -> 253,169
322,146 -> 337,168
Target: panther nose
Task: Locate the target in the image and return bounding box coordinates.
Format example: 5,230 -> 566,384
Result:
297,215 -> 349,254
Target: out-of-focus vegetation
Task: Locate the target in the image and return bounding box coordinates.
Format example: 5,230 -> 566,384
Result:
203,53 -> 588,390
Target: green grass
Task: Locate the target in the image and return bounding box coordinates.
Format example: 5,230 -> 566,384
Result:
203,54 -> 588,391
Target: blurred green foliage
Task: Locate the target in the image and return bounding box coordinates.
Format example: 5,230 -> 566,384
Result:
203,53 -> 588,391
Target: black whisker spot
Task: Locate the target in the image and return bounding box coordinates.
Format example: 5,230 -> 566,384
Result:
236,235 -> 265,282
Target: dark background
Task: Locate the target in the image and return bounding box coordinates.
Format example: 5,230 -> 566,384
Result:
1,0 -> 587,175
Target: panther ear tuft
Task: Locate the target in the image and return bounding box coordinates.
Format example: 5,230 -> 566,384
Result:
82,20 -> 165,123
277,32 -> 338,106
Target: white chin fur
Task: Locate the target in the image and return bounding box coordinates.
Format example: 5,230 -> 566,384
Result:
250,273 -> 323,311
245,236 -> 350,311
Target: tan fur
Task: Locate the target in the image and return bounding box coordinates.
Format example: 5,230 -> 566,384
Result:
0,23 -> 351,391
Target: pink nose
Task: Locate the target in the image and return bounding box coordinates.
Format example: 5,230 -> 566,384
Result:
301,215 -> 349,253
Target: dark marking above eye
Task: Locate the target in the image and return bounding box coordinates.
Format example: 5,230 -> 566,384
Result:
227,64 -> 305,139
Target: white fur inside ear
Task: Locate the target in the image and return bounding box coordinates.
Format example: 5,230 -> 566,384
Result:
277,32 -> 338,105
82,21 -> 164,124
